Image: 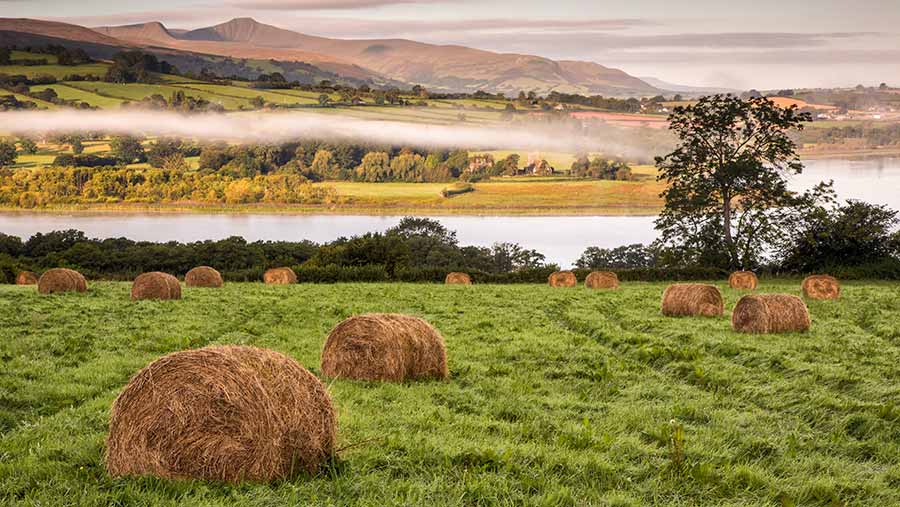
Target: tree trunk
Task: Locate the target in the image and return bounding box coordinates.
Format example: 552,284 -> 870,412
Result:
722,193 -> 737,268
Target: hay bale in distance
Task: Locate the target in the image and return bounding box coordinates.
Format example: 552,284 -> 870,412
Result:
729,271 -> 758,290
16,271 -> 39,285
732,294 -> 810,334
585,271 -> 619,289
321,313 -> 448,383
106,345 -> 336,482
131,272 -> 181,301
802,275 -> 840,300
661,284 -> 724,317
548,271 -> 577,288
263,267 -> 297,285
37,268 -> 87,294
185,266 -> 223,288
445,272 -> 472,285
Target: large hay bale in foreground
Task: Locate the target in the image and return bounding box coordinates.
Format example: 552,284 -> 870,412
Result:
445,272 -> 472,285
802,275 -> 840,300
585,271 -> 619,289
732,294 -> 810,334
37,268 -> 87,294
106,345 -> 336,483
263,267 -> 297,285
185,266 -> 223,288
321,313 -> 448,382
729,271 -> 758,290
548,271 -> 577,288
661,284 -> 724,317
16,271 -> 39,285
131,272 -> 181,301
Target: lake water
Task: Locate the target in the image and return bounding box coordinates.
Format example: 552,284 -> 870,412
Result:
1,157 -> 897,267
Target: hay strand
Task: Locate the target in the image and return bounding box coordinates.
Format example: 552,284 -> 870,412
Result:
263,267 -> 297,285
548,271 -> 577,288
732,294 -> 810,334
131,272 -> 181,301
37,268 -> 87,294
729,271 -> 758,290
801,275 -> 840,300
321,313 -> 448,382
185,266 -> 224,288
661,284 -> 724,317
105,345 -> 336,483
16,271 -> 39,285
585,271 -> 619,289
445,272 -> 472,285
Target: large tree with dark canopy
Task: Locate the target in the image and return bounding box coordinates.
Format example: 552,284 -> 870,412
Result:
654,95 -> 814,269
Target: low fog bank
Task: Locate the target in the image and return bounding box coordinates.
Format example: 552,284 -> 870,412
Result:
0,110 -> 668,161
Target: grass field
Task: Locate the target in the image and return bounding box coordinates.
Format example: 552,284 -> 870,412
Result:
323,166 -> 662,214
2,281 -> 900,505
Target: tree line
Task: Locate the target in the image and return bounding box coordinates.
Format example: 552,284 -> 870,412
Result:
0,218 -> 550,282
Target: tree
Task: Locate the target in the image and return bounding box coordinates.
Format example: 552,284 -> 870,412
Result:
18,138 -> 38,155
779,200 -> 899,272
654,95 -> 813,269
355,152 -> 391,182
0,140 -> 17,167
69,137 -> 84,155
147,138 -> 183,168
310,149 -> 341,180
250,96 -> 266,109
318,94 -> 331,107
110,136 -> 146,164
0,47 -> 10,65
576,244 -> 657,269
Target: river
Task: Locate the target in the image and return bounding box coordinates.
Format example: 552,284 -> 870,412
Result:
1,157 -> 897,267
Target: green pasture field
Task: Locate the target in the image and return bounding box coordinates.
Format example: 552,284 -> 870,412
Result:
0,62 -> 110,80
1,281 -> 899,505
62,82 -> 251,110
29,83 -> 125,109
170,83 -> 320,106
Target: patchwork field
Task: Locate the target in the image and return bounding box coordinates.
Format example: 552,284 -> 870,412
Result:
1,281 -> 899,505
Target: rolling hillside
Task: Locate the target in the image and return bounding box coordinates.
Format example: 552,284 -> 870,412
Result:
97,18 -> 659,96
0,18 -> 381,87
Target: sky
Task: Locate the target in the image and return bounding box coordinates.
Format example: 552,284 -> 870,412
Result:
4,0 -> 900,89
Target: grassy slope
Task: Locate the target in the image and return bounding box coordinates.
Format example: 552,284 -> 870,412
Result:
29,83 -> 125,109
1,281 -> 899,506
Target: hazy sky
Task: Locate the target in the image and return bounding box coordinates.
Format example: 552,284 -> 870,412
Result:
5,0 -> 900,89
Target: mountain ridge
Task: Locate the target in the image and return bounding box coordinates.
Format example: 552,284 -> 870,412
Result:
96,17 -> 660,96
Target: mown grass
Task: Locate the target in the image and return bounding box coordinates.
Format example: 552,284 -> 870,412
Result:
1,281 -> 899,506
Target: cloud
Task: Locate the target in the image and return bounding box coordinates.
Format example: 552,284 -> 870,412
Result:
227,0 -> 458,10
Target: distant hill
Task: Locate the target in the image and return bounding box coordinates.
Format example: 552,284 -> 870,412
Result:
0,18 -> 375,87
639,77 -> 740,96
96,17 -> 660,97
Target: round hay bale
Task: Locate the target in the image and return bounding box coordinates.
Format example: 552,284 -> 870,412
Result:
732,294 -> 810,334
106,345 -> 336,482
131,272 -> 181,301
802,275 -> 840,300
185,266 -> 224,288
16,271 -> 39,285
445,272 -> 472,285
321,313 -> 448,383
263,267 -> 297,285
661,284 -> 724,317
37,268 -> 87,294
548,271 -> 577,288
585,271 -> 619,289
729,271 -> 758,290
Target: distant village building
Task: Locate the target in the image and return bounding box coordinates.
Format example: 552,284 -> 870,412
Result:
524,153 -> 554,176
466,154 -> 495,174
